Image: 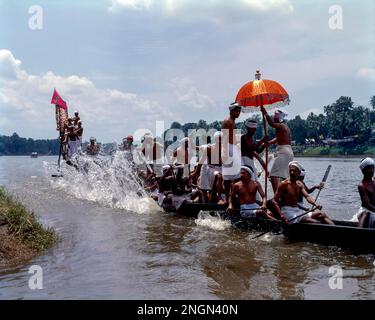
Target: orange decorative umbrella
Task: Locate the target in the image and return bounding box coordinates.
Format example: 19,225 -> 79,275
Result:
235,70 -> 290,198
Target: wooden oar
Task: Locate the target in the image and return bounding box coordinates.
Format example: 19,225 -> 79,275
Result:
251,165 -> 332,239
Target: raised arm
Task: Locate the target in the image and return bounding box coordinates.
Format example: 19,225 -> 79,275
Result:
260,105 -> 283,130
299,181 -> 321,209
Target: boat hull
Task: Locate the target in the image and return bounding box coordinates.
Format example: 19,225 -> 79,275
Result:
159,201 -> 375,253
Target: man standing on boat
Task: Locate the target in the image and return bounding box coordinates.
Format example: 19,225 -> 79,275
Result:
195,131 -> 224,204
357,158 -> 375,228
272,161 -> 333,224
75,120 -> 83,151
221,102 -> 242,204
141,133 -> 164,177
260,106 -> 294,193
241,118 -> 267,178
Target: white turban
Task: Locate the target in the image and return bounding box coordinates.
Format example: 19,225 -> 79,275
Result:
289,161 -> 303,173
162,165 -> 171,173
360,158 -> 375,170
274,109 -> 288,122
241,165 -> 254,178
229,102 -> 241,111
244,119 -> 258,129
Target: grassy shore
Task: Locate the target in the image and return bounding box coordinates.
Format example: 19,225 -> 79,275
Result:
0,187 -> 56,268
294,146 -> 375,158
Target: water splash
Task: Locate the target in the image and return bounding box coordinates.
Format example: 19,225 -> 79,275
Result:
195,211 -> 231,231
44,151 -> 161,214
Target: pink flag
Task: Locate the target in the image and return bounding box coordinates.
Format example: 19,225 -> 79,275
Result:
51,89 -> 67,110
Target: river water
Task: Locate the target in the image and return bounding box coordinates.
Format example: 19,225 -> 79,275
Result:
0,155 -> 374,300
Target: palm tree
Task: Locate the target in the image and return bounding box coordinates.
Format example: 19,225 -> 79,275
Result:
370,96 -> 375,110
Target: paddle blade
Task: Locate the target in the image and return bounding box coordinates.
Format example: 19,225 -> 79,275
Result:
322,165 -> 332,182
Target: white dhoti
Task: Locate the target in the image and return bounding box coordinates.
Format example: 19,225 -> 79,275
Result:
222,143 -> 241,181
68,140 -> 78,157
157,193 -> 165,206
199,165 -> 221,190
281,206 -> 305,224
240,203 -> 259,219
270,145 -> 294,179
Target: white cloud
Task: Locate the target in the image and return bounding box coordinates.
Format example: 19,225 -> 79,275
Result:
170,77 -> 215,110
108,0 -> 153,12
108,0 -> 294,18
243,0 -> 293,13
0,49 -> 169,141
356,68 -> 375,81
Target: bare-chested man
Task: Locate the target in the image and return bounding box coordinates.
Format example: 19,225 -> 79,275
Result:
260,106 -> 294,193
171,137 -> 195,184
221,102 -> 242,203
272,161 -> 334,224
141,134 -> 164,177
357,158 -> 375,228
86,136 -> 100,156
195,131 -> 224,204
75,120 -> 83,150
241,118 -> 267,176
72,110 -> 80,127
297,168 -> 333,224
230,166 -> 274,220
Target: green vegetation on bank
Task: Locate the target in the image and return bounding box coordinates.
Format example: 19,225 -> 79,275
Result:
0,133 -> 60,156
296,146 -> 375,157
0,187 -> 56,252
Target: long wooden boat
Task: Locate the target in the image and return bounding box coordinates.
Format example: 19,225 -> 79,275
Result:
162,201 -> 227,218
159,201 -> 375,253
229,214 -> 375,253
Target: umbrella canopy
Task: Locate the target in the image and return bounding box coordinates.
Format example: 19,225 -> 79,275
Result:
235,70 -> 289,111
234,70 -> 290,199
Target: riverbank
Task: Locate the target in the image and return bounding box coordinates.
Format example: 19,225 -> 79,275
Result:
0,187 -> 56,268
293,146 -> 375,157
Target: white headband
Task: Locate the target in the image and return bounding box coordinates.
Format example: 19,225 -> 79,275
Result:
289,161 -> 303,173
360,158 -> 375,170
229,102 -> 241,111
241,166 -> 254,178
245,119 -> 257,129
274,109 -> 288,122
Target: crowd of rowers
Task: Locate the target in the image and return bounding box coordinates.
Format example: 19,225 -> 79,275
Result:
117,103 -> 375,229
60,110 -> 102,159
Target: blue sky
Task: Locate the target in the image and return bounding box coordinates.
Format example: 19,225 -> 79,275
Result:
0,0 -> 374,142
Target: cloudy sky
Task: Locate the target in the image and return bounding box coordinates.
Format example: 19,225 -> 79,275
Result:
0,0 -> 374,142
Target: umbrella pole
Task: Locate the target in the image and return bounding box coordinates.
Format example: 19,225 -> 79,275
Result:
261,103 -> 268,200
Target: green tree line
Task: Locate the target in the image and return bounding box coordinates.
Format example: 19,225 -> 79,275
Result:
0,133 -> 60,155
168,96 -> 375,148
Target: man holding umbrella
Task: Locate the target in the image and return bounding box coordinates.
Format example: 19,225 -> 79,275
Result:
260,106 -> 294,193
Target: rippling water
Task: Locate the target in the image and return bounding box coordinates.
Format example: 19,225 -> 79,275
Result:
0,155 -> 374,299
